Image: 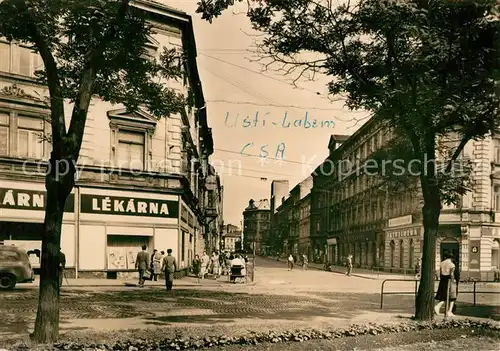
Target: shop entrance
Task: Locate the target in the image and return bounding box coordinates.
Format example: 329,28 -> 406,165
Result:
0,221 -> 44,271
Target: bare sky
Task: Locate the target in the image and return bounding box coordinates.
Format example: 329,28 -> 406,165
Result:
163,0 -> 367,226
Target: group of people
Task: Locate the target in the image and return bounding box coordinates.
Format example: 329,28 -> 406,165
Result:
192,251 -> 248,279
135,245 -> 177,290
286,254 -> 309,270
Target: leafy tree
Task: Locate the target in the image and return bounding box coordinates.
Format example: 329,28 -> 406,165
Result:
0,0 -> 184,342
198,0 -> 500,320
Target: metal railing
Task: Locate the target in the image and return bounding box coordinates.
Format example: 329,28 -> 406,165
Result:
380,278 -> 499,309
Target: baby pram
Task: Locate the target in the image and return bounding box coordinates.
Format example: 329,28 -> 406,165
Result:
229,265 -> 246,283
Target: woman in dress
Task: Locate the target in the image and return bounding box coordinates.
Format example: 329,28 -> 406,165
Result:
211,251 -> 220,279
152,249 -> 162,281
434,251 -> 456,316
193,254 -> 201,278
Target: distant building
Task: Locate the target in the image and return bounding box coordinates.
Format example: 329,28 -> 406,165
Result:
222,224 -> 241,252
242,199 -> 270,254
269,180 -> 289,253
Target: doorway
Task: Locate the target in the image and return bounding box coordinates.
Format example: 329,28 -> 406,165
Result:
440,237 -> 460,264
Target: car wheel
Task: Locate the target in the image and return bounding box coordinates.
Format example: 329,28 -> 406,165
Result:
0,274 -> 16,290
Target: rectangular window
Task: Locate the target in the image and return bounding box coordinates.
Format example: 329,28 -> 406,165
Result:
0,41 -> 44,77
0,112 -> 9,156
494,139 -> 500,164
494,185 -> 500,211
17,115 -> 44,159
117,130 -> 145,170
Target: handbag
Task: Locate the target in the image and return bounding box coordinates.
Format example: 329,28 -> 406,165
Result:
143,269 -> 152,280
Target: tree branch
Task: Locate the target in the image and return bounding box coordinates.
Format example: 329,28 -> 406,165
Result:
444,133 -> 472,174
67,0 -> 130,157
25,7 -> 66,148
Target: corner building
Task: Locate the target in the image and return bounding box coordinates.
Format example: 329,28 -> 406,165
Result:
314,118 -> 500,280
0,2 -> 220,278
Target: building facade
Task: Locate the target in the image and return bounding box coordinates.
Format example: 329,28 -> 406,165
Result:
269,180 -> 289,254
242,199 -> 270,254
0,2 -> 222,278
312,119 -> 500,279
222,224 -> 241,252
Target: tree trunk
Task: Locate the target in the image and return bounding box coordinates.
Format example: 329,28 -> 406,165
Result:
32,157 -> 74,343
415,139 -> 441,320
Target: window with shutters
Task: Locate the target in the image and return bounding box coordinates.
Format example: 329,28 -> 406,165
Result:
0,40 -> 44,78
116,130 -> 145,171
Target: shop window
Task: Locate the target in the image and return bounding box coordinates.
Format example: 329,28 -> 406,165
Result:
0,40 -> 44,78
0,112 -> 9,156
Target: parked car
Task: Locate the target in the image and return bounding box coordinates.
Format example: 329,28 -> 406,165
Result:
0,245 -> 35,290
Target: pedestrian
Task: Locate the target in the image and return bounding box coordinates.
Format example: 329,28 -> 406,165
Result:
415,258 -> 421,279
219,253 -> 226,275
211,251 -> 220,279
152,249 -> 162,281
161,249 -> 177,291
345,254 -> 353,276
302,254 -> 308,270
200,251 -> 210,279
58,248 -> 66,288
287,254 -> 294,270
135,245 -> 149,287
434,251 -> 456,316
451,255 -> 460,314
193,254 -> 201,277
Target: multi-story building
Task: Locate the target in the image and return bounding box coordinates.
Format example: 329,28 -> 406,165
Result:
202,165 -> 223,255
288,177 -> 313,257
222,224 -> 241,252
314,118 -> 500,279
242,199 -> 270,253
0,2 -> 220,278
269,180 -> 289,254
275,195 -> 292,255
309,135 -> 349,263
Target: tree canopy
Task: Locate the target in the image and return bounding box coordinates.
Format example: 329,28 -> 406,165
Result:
0,0 -> 185,157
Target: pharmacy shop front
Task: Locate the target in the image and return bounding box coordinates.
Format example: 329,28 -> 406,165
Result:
77,187 -> 180,277
0,180 -> 76,272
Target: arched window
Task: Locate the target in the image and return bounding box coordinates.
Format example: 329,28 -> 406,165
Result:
390,241 -> 396,267
399,240 -> 404,268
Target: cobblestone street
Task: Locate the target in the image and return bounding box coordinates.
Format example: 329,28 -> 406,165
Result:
0,257 -> 498,341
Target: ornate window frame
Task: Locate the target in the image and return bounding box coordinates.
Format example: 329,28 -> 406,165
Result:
107,108 -> 157,171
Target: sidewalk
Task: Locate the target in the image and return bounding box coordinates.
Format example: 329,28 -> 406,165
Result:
266,256 -> 414,281
31,275 -> 233,288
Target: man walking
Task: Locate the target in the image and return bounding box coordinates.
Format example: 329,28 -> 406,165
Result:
161,249 -> 177,291
58,248 -> 66,288
345,254 -> 353,276
135,245 -> 149,287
